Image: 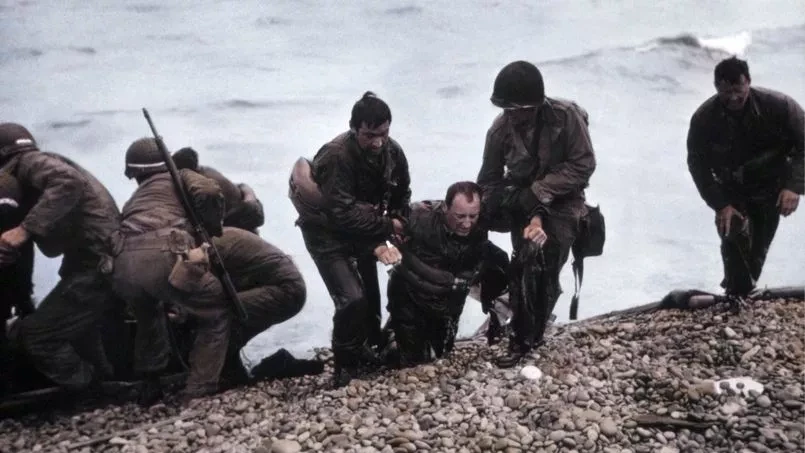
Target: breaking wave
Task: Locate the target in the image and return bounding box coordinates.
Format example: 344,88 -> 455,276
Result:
638,31 -> 752,56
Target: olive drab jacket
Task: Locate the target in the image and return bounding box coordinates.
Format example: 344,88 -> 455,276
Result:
298,131 -> 411,251
687,87 -> 805,210
477,97 -> 596,223
119,170 -> 224,238
1,151 -> 120,269
196,166 -> 264,232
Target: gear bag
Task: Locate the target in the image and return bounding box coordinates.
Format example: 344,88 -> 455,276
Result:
569,203 -> 605,320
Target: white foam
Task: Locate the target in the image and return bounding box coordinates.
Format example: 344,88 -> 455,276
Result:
700,31 -> 752,56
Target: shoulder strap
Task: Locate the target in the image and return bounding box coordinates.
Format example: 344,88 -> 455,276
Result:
569,256 -> 583,320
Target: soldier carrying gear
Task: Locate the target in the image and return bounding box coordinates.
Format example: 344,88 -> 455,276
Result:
0,122 -> 122,393
112,137 -> 228,405
687,56 -> 803,298
290,91 -> 411,388
477,61 -> 597,368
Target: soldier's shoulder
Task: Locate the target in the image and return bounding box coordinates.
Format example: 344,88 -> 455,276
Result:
487,113 -> 508,137
752,86 -> 801,111
546,97 -> 589,125
313,132 -> 352,162
690,94 -> 719,121
409,200 -> 442,224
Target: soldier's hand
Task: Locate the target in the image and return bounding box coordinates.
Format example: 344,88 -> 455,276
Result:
391,218 -> 404,235
0,225 -> 30,249
716,205 -> 744,238
777,189 -> 800,217
0,244 -> 18,267
523,216 -> 548,246
374,243 -> 402,266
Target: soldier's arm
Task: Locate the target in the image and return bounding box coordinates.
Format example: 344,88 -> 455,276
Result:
180,169 -> 225,237
16,153 -> 84,238
686,112 -> 730,210
477,126 -> 506,195
224,183 -> 265,231
530,107 -> 596,203
783,95 -> 804,194
317,149 -> 393,238
387,146 -> 412,220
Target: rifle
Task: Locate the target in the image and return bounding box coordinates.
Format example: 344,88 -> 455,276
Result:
142,108 -> 248,321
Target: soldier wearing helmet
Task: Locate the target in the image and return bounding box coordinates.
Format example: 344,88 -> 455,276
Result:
0,122 -> 121,393
112,137 -> 229,405
477,61 -> 597,367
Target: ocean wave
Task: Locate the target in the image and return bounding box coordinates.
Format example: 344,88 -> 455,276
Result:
637,31 -> 752,56
213,99 -> 314,110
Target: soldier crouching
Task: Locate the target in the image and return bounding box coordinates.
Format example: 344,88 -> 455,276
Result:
112,137 -> 230,405
387,181 -> 507,366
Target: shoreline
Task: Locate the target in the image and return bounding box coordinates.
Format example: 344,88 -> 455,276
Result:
1,296 -> 803,453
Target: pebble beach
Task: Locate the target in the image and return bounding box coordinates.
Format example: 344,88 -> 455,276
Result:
1,296 -> 803,453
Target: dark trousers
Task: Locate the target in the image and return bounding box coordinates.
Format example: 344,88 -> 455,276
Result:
13,265 -> 115,391
508,210 -> 578,350
720,200 -> 780,296
387,276 -> 464,366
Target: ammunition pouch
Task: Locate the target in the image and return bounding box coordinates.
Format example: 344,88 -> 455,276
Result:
572,203 -> 605,259
168,242 -> 212,293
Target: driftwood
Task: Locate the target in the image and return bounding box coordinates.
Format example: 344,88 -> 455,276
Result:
632,414 -> 713,430
65,411 -> 199,450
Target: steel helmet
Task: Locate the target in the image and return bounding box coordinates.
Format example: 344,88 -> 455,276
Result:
124,137 -> 165,179
491,61 -> 545,108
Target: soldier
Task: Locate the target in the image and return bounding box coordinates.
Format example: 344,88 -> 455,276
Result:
477,61 -> 596,367
0,123 -> 121,393
210,227 -> 307,383
172,147 -> 265,233
386,181 -> 509,366
289,91 -> 411,387
112,137 -> 229,404
0,171 -> 35,329
687,56 -> 803,297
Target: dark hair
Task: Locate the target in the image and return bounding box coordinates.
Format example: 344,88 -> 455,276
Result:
714,56 -> 751,84
445,181 -> 482,208
349,91 -> 392,130
172,147 -> 199,171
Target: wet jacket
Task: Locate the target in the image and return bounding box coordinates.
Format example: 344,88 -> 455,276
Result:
1,150 -> 120,272
300,131 -> 411,252
0,171 -> 35,318
119,170 -> 224,237
687,87 -> 805,210
392,200 -> 487,300
197,166 -> 264,232
477,97 -> 596,220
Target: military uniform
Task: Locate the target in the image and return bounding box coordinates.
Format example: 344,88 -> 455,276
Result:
113,138 -> 228,397
0,172 -> 35,325
214,227 -> 306,346
687,87 -> 804,295
0,124 -> 121,391
295,131 -> 410,372
477,97 -> 596,351
387,200 -> 505,365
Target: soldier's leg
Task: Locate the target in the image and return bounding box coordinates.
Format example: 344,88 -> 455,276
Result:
719,210 -> 755,296
311,254 -> 373,368
356,254 -> 382,348
171,273 -> 232,396
14,270 -> 110,391
746,201 -> 781,284
388,278 -> 428,366
238,257 -> 307,344
112,249 -> 172,377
